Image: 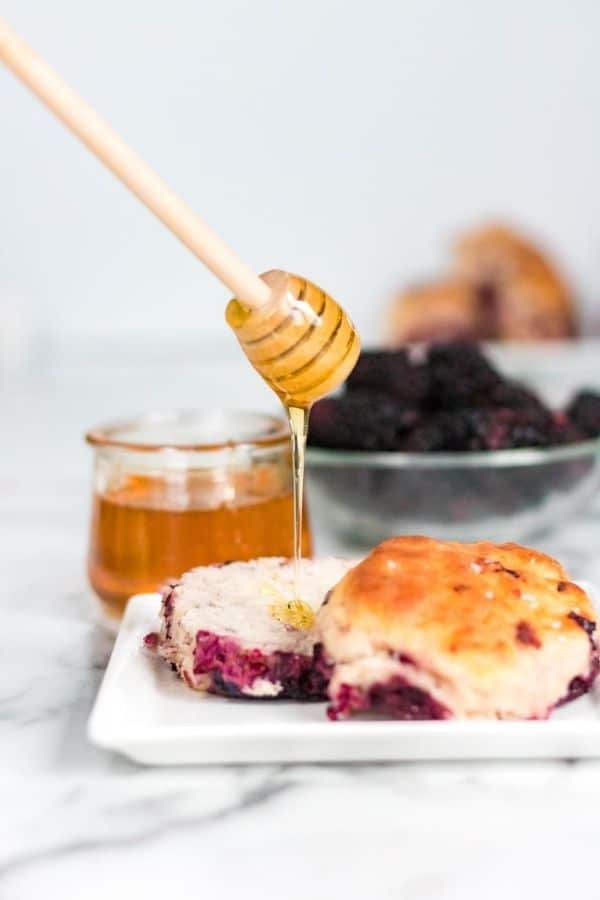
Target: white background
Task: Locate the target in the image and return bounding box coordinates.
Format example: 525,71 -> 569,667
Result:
2,0 -> 600,356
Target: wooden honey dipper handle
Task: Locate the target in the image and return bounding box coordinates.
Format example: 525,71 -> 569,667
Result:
0,17 -> 271,310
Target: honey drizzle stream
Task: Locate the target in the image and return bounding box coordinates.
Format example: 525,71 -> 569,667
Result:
286,404 -> 310,590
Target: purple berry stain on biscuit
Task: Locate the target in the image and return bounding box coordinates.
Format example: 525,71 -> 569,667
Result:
192,630 -> 330,701
515,621 -> 541,648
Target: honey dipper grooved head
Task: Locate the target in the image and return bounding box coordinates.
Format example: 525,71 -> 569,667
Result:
226,270 -> 361,407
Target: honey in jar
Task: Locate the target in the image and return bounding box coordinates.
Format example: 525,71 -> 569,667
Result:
86,411 -> 311,619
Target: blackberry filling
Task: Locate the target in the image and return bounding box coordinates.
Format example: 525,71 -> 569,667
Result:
192,630 -> 330,700
553,612 -> 600,710
328,675 -> 450,721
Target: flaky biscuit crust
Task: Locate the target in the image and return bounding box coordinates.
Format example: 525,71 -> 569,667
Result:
319,536 -> 597,718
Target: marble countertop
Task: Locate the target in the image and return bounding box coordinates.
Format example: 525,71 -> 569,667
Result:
3,341 -> 600,899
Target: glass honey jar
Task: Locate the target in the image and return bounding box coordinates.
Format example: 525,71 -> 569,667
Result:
85,411 -> 312,620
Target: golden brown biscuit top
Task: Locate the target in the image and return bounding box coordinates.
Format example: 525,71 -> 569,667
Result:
327,536 -> 594,672
454,223 -> 561,281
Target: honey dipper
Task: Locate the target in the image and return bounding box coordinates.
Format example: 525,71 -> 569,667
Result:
0,18 -> 360,405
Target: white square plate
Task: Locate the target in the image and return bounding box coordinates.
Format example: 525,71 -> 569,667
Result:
88,590 -> 600,765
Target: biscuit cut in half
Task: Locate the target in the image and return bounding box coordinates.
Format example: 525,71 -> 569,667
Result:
152,557 -> 355,700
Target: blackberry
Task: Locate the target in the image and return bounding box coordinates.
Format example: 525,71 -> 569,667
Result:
345,349 -> 429,407
565,391 -> 600,438
475,408 -> 557,450
402,407 -> 557,453
484,379 -> 549,414
550,412 -> 585,445
426,342 -> 501,409
308,393 -> 418,451
310,342 -> 594,454
401,410 -> 476,451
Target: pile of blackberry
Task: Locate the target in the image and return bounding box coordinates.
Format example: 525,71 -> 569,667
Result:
308,342 -> 600,452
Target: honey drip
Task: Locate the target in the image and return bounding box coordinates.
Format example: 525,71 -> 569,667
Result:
287,405 -> 309,585
268,598 -> 315,631
226,269 -> 360,607
260,579 -> 315,630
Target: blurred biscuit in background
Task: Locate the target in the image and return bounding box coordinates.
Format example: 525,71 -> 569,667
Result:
388,224 -> 577,344
388,280 -> 478,344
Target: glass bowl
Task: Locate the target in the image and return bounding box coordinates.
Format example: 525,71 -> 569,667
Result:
306,439 -> 600,546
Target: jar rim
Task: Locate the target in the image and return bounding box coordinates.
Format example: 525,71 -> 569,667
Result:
85,409 -> 290,452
